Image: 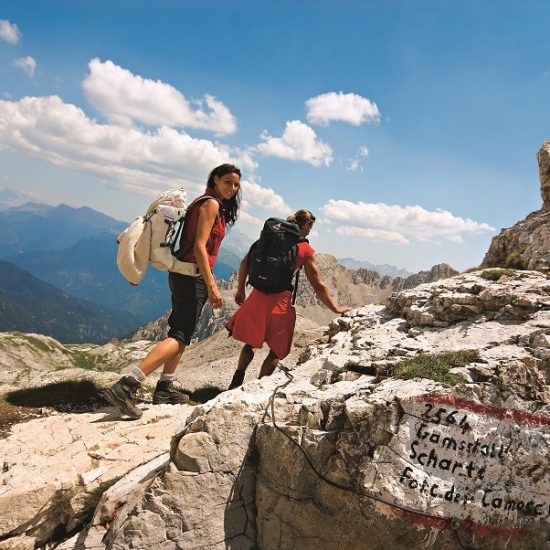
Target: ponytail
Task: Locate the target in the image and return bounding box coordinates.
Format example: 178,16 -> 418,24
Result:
287,209 -> 315,228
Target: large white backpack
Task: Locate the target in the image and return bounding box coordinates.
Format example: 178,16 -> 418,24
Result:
116,188 -> 201,285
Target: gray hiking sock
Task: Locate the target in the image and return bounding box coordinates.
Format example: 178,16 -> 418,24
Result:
126,366 -> 146,383
160,373 -> 176,381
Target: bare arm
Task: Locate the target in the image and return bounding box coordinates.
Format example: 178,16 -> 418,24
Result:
193,199 -> 222,308
234,253 -> 249,305
303,254 -> 351,314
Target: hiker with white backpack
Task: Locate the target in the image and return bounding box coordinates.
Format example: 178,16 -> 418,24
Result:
226,209 -> 351,389
104,163 -> 242,419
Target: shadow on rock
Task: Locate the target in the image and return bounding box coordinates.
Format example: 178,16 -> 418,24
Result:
187,384 -> 224,404
223,428 -> 259,549
5,379 -> 108,413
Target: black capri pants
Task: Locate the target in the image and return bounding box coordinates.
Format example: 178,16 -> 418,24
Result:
167,272 -> 208,345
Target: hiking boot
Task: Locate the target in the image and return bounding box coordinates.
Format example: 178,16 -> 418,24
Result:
153,379 -> 190,405
102,376 -> 143,419
228,370 -> 245,390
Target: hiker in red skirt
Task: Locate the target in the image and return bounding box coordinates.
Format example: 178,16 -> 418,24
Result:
226,209 -> 351,389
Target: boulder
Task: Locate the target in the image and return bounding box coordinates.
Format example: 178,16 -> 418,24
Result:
537,139 -> 550,210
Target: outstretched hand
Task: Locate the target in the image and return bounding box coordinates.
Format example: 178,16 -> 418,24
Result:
234,289 -> 246,306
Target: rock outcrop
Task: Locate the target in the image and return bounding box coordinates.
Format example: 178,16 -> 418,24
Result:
401,262 -> 458,290
482,140 -> 550,271
78,269 -> 550,550
0,404 -> 192,549
538,139 -> 550,210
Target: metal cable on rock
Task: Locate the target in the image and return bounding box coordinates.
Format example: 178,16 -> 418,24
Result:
258,364 -> 482,549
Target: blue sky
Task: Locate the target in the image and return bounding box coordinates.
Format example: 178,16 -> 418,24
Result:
0,1 -> 549,272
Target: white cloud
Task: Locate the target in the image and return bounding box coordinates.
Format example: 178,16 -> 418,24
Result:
321,199 -> 494,245
0,95 -> 244,196
257,120 -> 333,166
336,226 -> 409,245
0,20 -> 20,44
346,159 -> 362,172
306,92 -> 380,126
230,148 -> 258,173
14,56 -> 36,78
242,183 -> 290,215
346,145 -> 370,172
240,180 -> 290,215
82,58 -> 237,135
238,210 -> 263,226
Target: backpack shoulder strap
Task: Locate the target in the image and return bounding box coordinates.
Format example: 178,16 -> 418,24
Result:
173,194 -> 222,258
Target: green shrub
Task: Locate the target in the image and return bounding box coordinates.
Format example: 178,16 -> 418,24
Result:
480,268 -> 516,281
383,349 -> 480,385
505,244 -> 527,269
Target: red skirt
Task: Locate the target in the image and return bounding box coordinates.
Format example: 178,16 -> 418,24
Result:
226,288 -> 296,359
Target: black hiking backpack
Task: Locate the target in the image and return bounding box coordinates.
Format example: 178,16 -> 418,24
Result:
247,217 -> 305,297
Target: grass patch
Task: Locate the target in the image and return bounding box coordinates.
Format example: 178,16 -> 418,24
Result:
12,332 -> 54,353
64,350 -> 119,372
4,379 -> 107,412
68,350 -> 98,370
480,268 -> 516,281
382,350 -> 480,385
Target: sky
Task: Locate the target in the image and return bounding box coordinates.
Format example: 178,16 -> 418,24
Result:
0,0 -> 549,272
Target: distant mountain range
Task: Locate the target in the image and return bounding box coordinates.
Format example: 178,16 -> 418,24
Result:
0,194 -> 420,344
0,260 -> 139,343
338,257 -> 412,278
0,202 -> 126,257
0,199 -> 246,326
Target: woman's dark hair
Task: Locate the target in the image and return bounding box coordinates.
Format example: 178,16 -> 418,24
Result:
287,209 -> 315,227
206,163 -> 241,226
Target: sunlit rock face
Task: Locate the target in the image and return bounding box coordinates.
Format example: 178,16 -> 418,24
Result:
538,139 -> 550,211
482,139 -> 550,272
99,270 -> 550,550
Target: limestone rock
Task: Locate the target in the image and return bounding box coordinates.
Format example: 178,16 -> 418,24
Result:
482,139 -> 550,271
96,269 -> 550,550
537,139 -> 550,210
0,404 -> 192,547
3,267 -> 549,549
402,263 -> 459,289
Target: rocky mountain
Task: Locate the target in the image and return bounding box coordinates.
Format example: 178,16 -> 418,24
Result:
0,260 -> 140,344
400,262 -> 459,289
9,232 -> 172,323
1,268 -> 550,549
481,140 -> 550,272
339,256 -> 412,278
0,202 -> 125,258
130,255 -> 457,343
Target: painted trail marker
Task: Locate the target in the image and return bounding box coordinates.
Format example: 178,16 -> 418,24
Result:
365,394 -> 550,534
